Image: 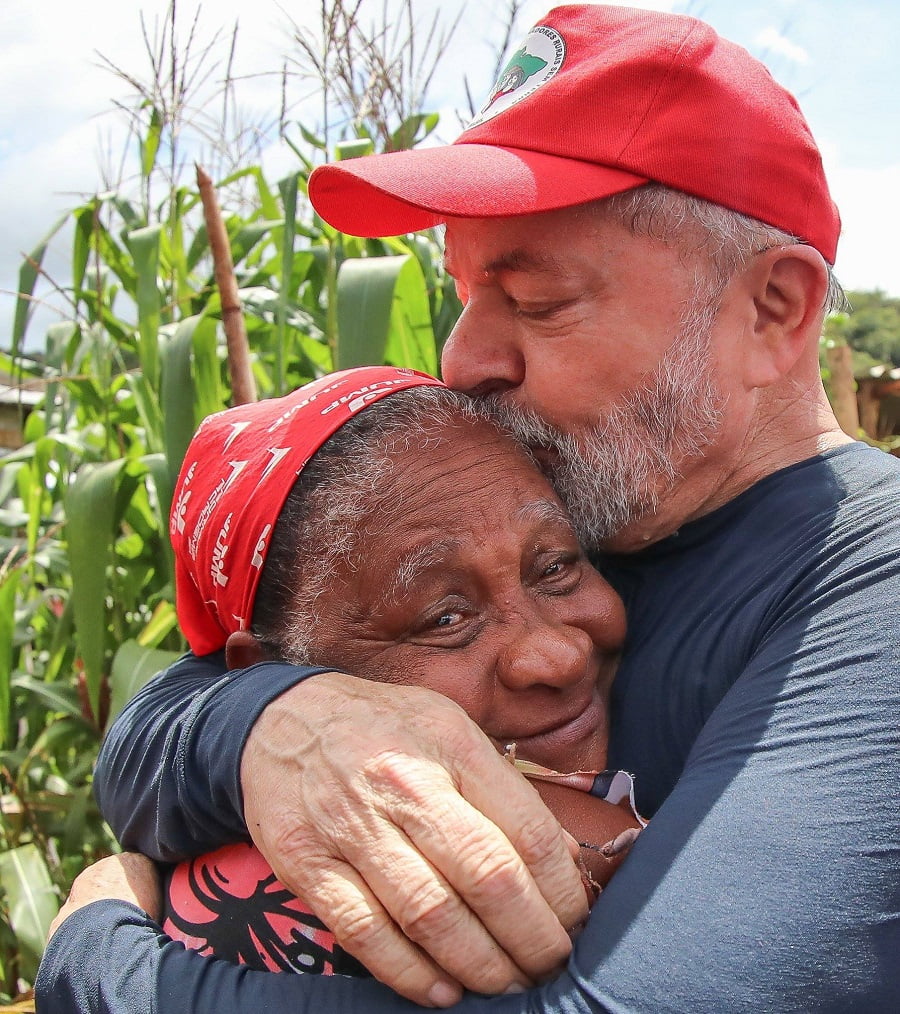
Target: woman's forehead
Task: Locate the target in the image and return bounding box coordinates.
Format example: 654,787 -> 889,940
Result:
377,421 -> 552,507
373,495 -> 576,603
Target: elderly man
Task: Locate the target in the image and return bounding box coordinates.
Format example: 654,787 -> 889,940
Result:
41,5 -> 899,1012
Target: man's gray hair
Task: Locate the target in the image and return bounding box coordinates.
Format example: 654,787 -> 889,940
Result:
599,184 -> 847,314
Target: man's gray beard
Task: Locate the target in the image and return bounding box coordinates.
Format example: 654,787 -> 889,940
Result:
481,300 -> 725,550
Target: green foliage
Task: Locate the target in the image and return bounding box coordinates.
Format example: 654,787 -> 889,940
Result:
0,80 -> 460,1011
823,290 -> 900,366
0,846 -> 57,986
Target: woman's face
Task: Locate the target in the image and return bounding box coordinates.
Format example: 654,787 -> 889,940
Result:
309,418 -> 626,772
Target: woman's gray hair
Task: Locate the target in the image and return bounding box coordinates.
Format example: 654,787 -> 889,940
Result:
251,385 -> 510,664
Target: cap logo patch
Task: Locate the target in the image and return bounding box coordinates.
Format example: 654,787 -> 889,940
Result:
468,26 -> 565,129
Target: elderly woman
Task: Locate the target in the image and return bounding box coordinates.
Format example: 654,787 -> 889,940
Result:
39,366 -> 641,1004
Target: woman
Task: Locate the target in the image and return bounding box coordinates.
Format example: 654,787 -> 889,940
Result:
161,365 -> 641,977
40,366 -> 642,1000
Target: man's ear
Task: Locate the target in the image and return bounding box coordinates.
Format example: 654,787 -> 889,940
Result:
741,244 -> 829,389
225,629 -> 266,671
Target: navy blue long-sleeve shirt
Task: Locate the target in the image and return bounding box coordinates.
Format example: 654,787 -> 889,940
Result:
38,444 -> 900,1012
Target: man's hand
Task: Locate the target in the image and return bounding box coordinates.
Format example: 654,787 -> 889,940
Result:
241,673 -> 588,1008
47,853 -> 161,943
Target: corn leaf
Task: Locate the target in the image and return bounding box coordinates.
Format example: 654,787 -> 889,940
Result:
141,104 -> 163,178
335,255 -> 437,373
192,317 -> 224,421
128,373 -> 164,453
72,201 -> 96,297
0,573 -> 21,748
12,213 -> 69,356
0,845 -> 58,982
335,138 -> 374,161
65,460 -> 126,718
162,317 -> 201,487
335,255 -> 406,370
128,225 -> 162,387
136,601 -> 179,649
10,675 -> 86,725
109,640 -> 180,725
383,254 -> 438,374
275,173 -> 299,396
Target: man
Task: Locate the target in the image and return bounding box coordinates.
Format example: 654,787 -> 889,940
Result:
43,5 -> 899,1012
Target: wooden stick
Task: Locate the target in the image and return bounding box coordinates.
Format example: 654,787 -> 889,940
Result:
196,164 -> 257,405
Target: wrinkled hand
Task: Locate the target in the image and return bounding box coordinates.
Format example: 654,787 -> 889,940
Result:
241,673 -> 588,1008
47,853 -> 161,943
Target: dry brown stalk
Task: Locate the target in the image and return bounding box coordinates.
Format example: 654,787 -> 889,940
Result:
195,163 -> 257,406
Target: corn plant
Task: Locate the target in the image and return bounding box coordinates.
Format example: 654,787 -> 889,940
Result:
0,0 -> 467,999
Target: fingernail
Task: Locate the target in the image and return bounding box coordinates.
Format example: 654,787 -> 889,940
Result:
601,826 -> 641,857
503,982 -> 528,995
428,981 -> 462,1008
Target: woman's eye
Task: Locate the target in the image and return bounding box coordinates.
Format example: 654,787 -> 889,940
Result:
537,554 -> 582,590
408,605 -> 478,648
416,602 -> 469,636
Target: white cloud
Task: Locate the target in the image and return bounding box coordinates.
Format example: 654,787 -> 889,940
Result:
2,0 -> 897,352
828,161 -> 900,296
754,27 -> 810,66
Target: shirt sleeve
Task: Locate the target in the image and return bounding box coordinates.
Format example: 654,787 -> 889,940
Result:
39,614 -> 900,1014
87,556 -> 900,1010
88,513 -> 900,1008
34,901 -> 425,1014
93,655 -> 332,861
539,536 -> 900,1012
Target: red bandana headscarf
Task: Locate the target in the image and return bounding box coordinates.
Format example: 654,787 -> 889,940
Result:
170,367 -> 445,655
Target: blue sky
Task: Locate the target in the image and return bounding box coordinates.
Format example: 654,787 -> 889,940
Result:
2,0 -> 898,349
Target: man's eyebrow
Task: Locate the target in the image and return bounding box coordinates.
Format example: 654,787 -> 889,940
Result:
443,247 -> 566,278
485,248 -> 567,276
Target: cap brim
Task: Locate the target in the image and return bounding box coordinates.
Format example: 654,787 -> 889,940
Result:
308,143 -> 648,238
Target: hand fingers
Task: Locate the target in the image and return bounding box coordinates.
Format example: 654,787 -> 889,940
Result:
242,677 -> 584,993
259,769 -> 536,998
329,800 -> 538,995
279,847 -> 464,1007
378,748 -> 582,981
463,763 -> 590,941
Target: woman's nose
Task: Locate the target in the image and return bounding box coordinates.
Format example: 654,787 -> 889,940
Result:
440,303 -> 525,396
497,615 -> 595,692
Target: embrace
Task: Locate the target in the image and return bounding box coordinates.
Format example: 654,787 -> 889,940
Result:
38,5 -> 899,1013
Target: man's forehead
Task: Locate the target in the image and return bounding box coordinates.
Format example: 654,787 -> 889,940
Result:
443,234 -> 570,279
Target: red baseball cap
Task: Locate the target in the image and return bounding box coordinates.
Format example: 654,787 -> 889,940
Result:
308,4 -> 840,263
170,367 -> 445,656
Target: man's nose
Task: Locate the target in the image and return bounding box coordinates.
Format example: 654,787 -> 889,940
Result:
440,303 -> 525,395
497,615 -> 594,692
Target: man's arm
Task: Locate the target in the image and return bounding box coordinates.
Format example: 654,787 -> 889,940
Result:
53,621 -> 900,1012
95,656 -> 588,1004
94,654 -> 330,860
80,561 -> 899,1011
36,900 -> 428,1014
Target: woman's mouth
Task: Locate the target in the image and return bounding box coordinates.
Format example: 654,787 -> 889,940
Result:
499,692 -> 606,771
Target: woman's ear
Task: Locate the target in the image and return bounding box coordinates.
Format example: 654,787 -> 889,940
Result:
742,244 -> 829,389
225,629 -> 266,671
